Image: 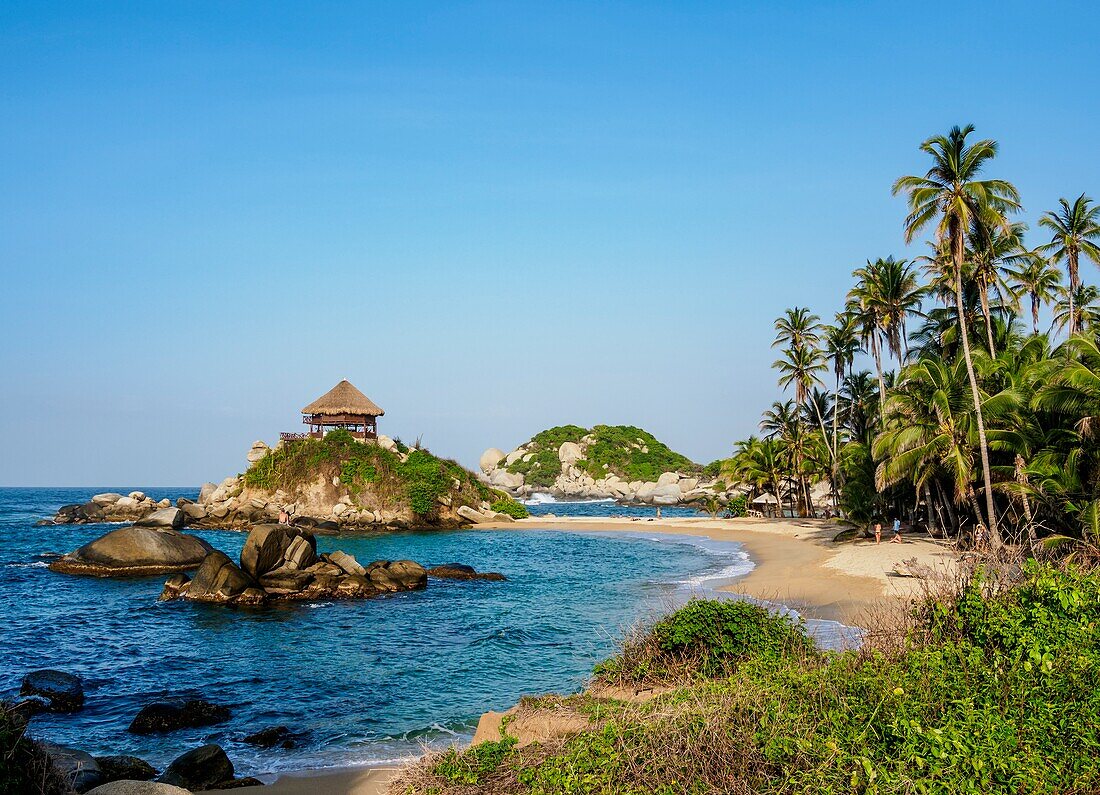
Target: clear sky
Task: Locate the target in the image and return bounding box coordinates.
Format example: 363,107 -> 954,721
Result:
3,1 -> 1099,486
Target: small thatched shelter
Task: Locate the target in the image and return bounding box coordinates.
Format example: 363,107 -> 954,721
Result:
282,380 -> 385,441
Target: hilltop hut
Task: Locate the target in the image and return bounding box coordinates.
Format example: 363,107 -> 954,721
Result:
282,380 -> 385,442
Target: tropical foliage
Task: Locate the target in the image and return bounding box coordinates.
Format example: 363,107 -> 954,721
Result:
724,124 -> 1100,549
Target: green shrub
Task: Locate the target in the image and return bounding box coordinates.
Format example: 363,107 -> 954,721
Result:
491,497 -> 530,519
727,494 -> 748,517
432,733 -> 518,786
400,563 -> 1100,794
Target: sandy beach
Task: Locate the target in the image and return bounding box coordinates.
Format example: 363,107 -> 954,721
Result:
482,516 -> 956,625
233,516 -> 955,794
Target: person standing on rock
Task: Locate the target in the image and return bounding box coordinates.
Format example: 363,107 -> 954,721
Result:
278,509 -> 290,525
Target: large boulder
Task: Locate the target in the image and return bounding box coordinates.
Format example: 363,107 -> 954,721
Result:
158,744 -> 234,791
94,755 -> 157,782
367,560 -> 428,592
558,442 -> 583,465
457,505 -> 493,525
185,551 -> 258,603
428,564 -> 507,581
49,527 -> 212,576
20,670 -> 84,712
489,469 -> 524,489
43,743 -> 105,793
133,508 -> 185,530
246,440 -> 270,465
326,550 -> 366,576
650,483 -> 682,505
128,700 -> 231,734
242,725 -> 298,749
657,471 -> 680,486
479,448 -> 506,473
239,524 -> 316,579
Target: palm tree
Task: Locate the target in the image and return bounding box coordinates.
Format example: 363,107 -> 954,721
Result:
968,220 -> 1024,355
773,344 -> 828,407
893,124 -> 1020,547
1004,247 -> 1063,334
773,307 -> 822,351
847,262 -> 889,402
1053,284 -> 1100,336
1039,194 -> 1100,335
822,315 -> 861,464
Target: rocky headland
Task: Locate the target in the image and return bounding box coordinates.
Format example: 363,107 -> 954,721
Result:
42,430 -> 527,533
480,424 -> 737,507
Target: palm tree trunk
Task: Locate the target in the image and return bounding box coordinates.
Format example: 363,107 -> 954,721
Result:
1069,250 -> 1079,336
831,374 -> 841,509
923,482 -> 937,537
1031,294 -> 1040,335
978,288 -> 996,357
953,229 -> 1002,548
1015,454 -> 1037,548
871,333 -> 886,403
934,479 -> 959,535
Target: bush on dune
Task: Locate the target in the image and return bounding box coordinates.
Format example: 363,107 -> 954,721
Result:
400,561 -> 1100,795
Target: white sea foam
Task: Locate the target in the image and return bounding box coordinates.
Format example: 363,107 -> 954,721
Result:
5,561 -> 49,569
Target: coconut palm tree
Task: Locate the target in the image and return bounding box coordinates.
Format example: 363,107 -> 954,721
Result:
1053,284 -> 1100,336
773,307 -> 822,352
893,124 -> 1020,547
1004,247 -> 1063,334
822,315 -> 861,462
847,263 -> 889,402
968,220 -> 1024,355
1039,194 -> 1100,335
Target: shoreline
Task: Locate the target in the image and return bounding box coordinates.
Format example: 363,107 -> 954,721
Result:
235,516 -> 956,794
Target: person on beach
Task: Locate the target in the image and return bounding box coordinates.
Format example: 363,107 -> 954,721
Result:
874,522 -> 882,544
278,509 -> 290,525
891,517 -> 903,543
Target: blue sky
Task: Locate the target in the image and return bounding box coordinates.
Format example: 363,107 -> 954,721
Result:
2,1 -> 1099,486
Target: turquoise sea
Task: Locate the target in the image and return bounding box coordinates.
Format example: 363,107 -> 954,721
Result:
0,487 -> 852,777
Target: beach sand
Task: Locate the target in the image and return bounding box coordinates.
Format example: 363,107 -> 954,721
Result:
225,516 -> 955,793
480,516 -> 956,625
207,765 -> 398,795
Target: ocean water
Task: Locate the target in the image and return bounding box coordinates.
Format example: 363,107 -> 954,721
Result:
0,487 -> 771,776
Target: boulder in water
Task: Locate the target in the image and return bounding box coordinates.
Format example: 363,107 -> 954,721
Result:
428,563 -> 507,582
133,508 -> 185,530
239,524 -> 316,579
128,699 -> 231,734
20,669 -> 84,712
184,551 -> 260,604
49,526 -> 212,577
242,724 -> 298,749
157,744 -> 234,790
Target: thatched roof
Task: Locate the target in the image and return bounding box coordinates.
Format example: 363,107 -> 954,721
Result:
302,380 -> 385,417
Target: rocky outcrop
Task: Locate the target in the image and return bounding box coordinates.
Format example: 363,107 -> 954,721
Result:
242,724 -> 298,749
479,425 -> 743,507
128,699 -> 231,735
49,526 -> 213,577
428,563 -> 507,581
20,669 -> 84,712
40,491 -> 169,526
160,524 -> 432,606
43,743 -> 106,792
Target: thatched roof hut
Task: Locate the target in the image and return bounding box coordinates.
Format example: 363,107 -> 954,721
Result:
282,380 -> 385,442
302,379 -> 384,417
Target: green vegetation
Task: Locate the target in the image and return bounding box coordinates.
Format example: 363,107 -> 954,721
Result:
404,560 -> 1100,794
491,497 -> 530,519
719,124 -> 1100,550
243,429 -> 488,519
505,424 -> 700,487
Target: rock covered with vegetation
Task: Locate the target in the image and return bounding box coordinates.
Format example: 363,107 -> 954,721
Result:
480,424 -> 732,505
398,559 -> 1100,794
211,429 -> 523,529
